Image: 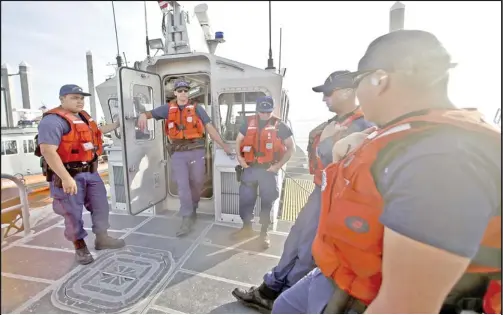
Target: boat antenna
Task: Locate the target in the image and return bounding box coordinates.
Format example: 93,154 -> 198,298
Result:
265,1 -> 275,70
144,1 -> 150,57
278,27 -> 282,74
111,1 -> 123,67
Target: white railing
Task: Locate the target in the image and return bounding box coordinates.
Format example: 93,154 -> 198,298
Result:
1,173 -> 31,239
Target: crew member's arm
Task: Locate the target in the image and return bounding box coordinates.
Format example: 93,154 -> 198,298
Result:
99,119 -> 120,134
137,104 -> 169,130
365,140 -> 498,314
37,116 -> 73,184
271,123 -> 296,170
235,120 -> 248,168
196,105 -> 230,152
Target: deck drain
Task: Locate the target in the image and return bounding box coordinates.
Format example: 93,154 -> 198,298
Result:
52,246 -> 174,313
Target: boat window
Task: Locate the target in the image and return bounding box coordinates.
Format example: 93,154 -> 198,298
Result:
218,91 -> 266,141
132,84 -> 155,142
23,139 -> 35,153
107,97 -> 121,139
1,140 -> 18,155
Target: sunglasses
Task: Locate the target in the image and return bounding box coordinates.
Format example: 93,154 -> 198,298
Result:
323,87 -> 354,97
352,70 -> 379,87
176,89 -> 189,94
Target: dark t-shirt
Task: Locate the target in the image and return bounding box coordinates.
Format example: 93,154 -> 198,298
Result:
375,128 -> 501,258
239,117 -> 293,140
38,114 -> 79,146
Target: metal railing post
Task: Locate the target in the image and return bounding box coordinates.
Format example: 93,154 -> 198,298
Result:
1,173 -> 31,237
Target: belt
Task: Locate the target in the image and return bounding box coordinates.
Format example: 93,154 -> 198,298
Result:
69,164 -> 92,172
64,161 -> 95,174
171,142 -> 205,152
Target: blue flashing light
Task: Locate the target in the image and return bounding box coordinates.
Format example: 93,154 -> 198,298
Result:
215,31 -> 224,39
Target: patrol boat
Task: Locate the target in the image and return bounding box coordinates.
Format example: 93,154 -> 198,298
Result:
1,1 -> 314,313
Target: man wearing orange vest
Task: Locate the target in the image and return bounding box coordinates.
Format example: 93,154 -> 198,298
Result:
272,30 -> 501,314
232,96 -> 295,248
36,84 -> 125,265
232,72 -> 373,313
137,80 -> 232,237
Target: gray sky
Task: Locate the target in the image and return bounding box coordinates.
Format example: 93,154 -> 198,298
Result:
1,1 -> 501,126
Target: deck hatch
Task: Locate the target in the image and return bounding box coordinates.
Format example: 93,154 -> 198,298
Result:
52,246 -> 174,313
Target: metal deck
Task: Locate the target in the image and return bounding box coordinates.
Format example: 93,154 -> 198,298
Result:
1,210 -> 294,314
280,148 -> 315,221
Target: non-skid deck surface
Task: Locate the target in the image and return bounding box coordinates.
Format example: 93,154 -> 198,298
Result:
1,212 -> 294,314
280,154 -> 315,221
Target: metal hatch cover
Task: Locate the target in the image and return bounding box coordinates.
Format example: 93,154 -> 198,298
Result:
51,246 -> 174,313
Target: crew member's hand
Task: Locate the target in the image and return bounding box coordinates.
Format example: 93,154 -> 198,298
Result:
137,113 -> 148,131
112,114 -> 120,128
320,121 -> 347,142
237,156 -> 249,168
266,164 -> 281,173
62,177 -> 78,195
332,126 -> 378,163
222,143 -> 233,155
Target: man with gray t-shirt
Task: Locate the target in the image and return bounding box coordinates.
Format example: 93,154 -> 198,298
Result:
37,84 -> 125,265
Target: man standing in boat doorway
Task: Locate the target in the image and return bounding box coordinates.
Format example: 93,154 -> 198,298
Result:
232,72 -> 374,313
232,96 -> 295,249
272,30 -> 501,314
36,84 -> 125,265
137,80 -> 232,237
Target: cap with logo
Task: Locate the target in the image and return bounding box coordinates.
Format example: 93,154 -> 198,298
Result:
59,84 -> 91,97
174,81 -> 190,90
256,96 -> 274,113
346,29 -> 456,81
312,70 -> 355,94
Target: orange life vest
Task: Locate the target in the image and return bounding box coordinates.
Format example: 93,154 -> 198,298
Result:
313,109 -> 501,305
37,108 -> 103,164
165,101 -> 205,140
484,280 -> 502,314
240,115 -> 286,164
308,109 -> 364,186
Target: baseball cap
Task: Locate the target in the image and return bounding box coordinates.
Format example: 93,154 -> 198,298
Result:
312,70 -> 355,94
174,81 -> 190,90
59,84 -> 91,97
346,30 -> 457,82
256,96 -> 274,113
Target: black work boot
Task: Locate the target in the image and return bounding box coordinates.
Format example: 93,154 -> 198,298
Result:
94,232 -> 126,250
73,239 -> 94,265
232,282 -> 279,313
176,216 -> 194,237
259,231 -> 271,249
230,223 -> 256,240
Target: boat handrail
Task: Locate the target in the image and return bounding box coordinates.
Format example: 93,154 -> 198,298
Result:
1,173 -> 31,237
